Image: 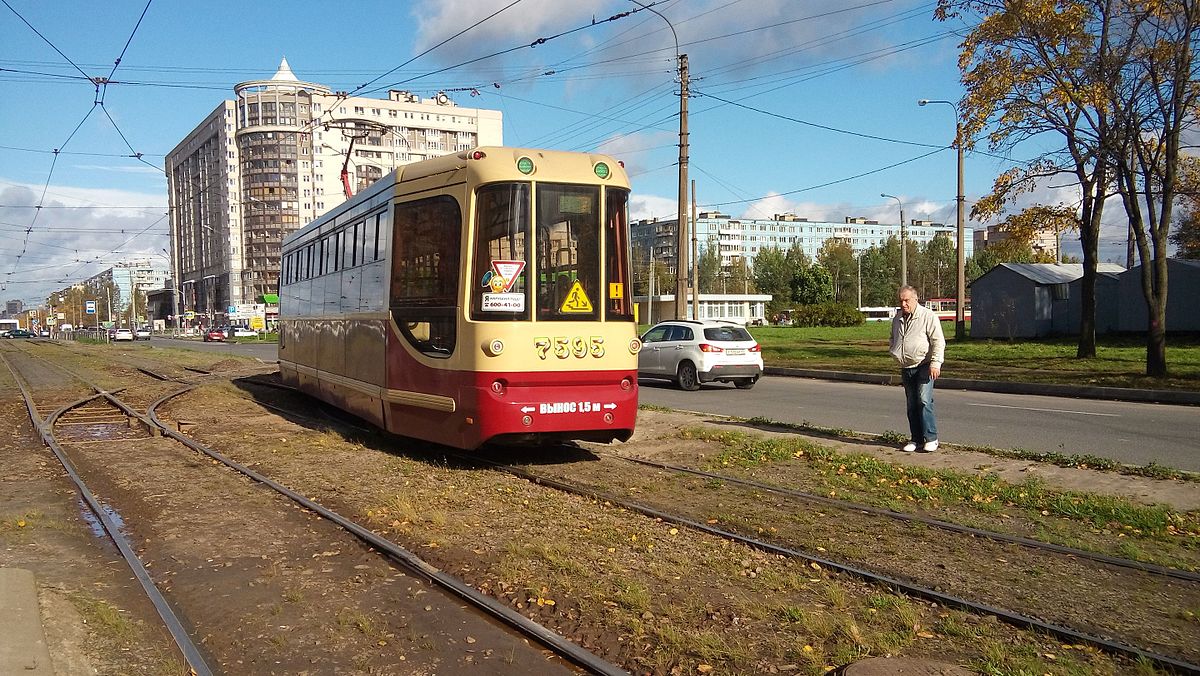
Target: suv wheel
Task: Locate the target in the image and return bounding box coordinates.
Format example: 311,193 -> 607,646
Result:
734,377 -> 758,390
677,362 -> 700,391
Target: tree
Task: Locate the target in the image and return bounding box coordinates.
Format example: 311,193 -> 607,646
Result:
914,235 -> 957,298
966,239 -> 1037,283
1107,0 -> 1199,376
815,238 -> 858,305
752,246 -> 793,315
697,238 -> 721,293
938,0 -> 1124,359
1172,204 -> 1200,258
1172,156 -> 1200,258
727,256 -> 755,294
997,204 -> 1081,264
858,239 -> 902,306
792,263 -> 834,304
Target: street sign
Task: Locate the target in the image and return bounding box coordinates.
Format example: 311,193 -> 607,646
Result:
85,300 -> 96,315
184,311 -> 195,320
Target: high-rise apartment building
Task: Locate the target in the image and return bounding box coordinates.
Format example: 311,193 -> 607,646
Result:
166,59 -> 503,322
632,212 -> 970,274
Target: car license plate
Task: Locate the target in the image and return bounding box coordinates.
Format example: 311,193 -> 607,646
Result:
726,349 -> 745,355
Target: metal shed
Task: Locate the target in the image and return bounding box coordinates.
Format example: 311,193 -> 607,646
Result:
969,263 -> 1126,338
1116,259 -> 1200,332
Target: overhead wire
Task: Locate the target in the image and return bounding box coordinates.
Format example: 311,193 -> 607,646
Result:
701,146 -> 951,208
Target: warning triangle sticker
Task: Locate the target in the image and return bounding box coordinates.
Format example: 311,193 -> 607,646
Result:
559,280 -> 594,313
490,260 -> 525,292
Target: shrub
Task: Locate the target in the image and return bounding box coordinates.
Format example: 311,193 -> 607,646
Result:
791,303 -> 864,327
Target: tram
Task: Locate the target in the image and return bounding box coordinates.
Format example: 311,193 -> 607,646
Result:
278,147 -> 640,449
924,298 -> 971,321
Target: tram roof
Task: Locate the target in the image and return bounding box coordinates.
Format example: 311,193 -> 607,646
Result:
283,146 -> 628,248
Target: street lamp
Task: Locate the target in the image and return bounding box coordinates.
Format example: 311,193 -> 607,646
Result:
881,193 -> 905,287
919,98 -> 966,340
160,249 -> 182,336
632,0 -> 689,320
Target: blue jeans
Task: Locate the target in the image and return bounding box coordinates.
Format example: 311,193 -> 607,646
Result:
901,363 -> 937,443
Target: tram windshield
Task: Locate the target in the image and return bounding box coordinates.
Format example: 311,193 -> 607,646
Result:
536,184 -> 600,321
472,182 -> 631,322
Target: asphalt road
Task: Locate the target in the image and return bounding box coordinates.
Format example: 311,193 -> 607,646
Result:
149,338 -> 1198,472
638,375 -> 1200,472
149,336 -> 280,362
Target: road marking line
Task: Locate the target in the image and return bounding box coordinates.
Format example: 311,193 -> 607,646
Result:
966,402 -> 1119,417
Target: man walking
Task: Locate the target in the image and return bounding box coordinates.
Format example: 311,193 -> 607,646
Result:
889,285 -> 945,452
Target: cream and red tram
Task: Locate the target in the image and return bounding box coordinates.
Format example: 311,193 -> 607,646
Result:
278,147 -> 639,449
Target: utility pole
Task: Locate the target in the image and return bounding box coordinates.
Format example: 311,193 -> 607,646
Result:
674,54 -> 690,320
690,179 -> 698,314
954,118 -> 966,340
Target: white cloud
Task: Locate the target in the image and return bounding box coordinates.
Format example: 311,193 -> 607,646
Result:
410,0 -> 599,63
0,180 -> 169,305
630,193 -> 678,221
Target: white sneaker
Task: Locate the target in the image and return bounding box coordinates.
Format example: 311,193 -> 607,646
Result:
902,442 -> 917,452
922,440 -> 939,453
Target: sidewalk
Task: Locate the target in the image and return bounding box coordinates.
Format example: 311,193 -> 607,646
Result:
0,568 -> 54,674
766,367 -> 1200,406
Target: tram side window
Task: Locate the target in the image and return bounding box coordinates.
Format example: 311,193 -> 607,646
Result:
536,184 -> 600,321
357,218 -> 368,264
373,212 -> 384,261
390,196 -> 461,358
605,187 -> 633,321
472,182 -> 530,321
345,223 -> 358,268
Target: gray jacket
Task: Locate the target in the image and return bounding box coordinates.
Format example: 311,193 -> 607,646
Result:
889,303 -> 945,369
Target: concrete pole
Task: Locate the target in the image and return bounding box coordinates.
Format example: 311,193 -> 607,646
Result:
954,120 -> 967,340
691,179 -> 698,313
675,54 -> 690,320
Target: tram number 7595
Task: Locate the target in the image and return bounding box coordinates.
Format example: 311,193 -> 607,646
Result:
534,336 -> 605,359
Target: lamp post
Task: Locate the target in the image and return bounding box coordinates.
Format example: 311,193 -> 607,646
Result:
160,249 -> 181,335
919,98 -> 966,340
881,193 -> 905,287
856,252 -> 862,310
632,0 -> 689,320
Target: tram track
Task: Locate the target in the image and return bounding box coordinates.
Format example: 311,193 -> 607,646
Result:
1,343 -> 628,675
459,446 -> 1200,675
199,369 -> 1200,673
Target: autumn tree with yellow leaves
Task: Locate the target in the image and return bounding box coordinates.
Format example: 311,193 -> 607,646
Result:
940,0 -> 1198,375
1107,0 -> 1199,376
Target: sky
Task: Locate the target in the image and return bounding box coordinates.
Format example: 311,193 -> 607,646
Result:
0,0 -> 1138,306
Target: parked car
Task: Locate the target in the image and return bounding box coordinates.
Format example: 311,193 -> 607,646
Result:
638,320 -> 763,391
112,328 -> 134,342
135,327 -> 151,340
202,328 -> 226,342
4,328 -> 36,339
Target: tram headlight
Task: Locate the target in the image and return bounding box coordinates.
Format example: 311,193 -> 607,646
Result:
483,338 -> 504,356
628,338 -> 642,354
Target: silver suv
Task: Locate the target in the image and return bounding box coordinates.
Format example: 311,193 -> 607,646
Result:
638,320 -> 763,390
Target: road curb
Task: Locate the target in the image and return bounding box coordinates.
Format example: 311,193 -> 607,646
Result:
765,367 -> 1200,406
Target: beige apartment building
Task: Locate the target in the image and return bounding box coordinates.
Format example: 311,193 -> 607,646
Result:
166,59 -> 503,324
